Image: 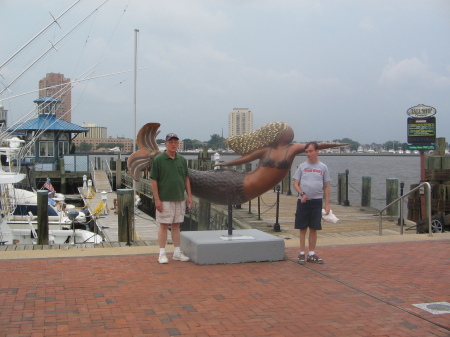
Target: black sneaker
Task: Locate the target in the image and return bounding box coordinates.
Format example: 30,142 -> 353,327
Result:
307,254 -> 324,264
298,253 -> 306,265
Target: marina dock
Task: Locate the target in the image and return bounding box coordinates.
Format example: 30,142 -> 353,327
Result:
0,187 -> 431,252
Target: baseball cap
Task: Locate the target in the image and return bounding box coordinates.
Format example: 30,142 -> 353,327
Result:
165,133 -> 179,141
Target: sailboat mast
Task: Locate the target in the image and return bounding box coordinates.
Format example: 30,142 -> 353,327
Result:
0,0 -> 81,71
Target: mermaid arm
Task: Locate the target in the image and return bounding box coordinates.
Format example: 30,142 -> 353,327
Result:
318,142 -> 348,150
214,147 -> 266,167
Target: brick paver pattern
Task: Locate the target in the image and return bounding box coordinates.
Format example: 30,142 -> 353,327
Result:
1,240 -> 449,336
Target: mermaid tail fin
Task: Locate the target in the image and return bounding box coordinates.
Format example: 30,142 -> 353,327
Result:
127,123 -> 161,182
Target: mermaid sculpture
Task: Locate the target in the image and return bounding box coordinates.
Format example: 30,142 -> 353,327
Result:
127,122 -> 345,205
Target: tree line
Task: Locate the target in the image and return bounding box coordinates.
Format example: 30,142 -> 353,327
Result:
75,135 -> 417,153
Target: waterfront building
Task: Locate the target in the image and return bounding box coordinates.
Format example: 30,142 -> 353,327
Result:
228,108 -> 253,137
9,97 -> 88,170
71,122 -> 134,152
38,73 -> 72,122
72,136 -> 134,153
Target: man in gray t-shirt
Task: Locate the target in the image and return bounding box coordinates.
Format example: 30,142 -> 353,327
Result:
293,141 -> 330,265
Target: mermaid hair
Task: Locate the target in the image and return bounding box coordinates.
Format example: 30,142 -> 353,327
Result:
225,122 -> 289,155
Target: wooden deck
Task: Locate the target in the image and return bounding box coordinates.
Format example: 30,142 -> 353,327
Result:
78,187 -> 161,243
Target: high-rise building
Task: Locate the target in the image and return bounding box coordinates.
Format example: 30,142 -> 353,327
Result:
38,73 -> 71,122
78,123 -> 107,139
228,108 -> 253,137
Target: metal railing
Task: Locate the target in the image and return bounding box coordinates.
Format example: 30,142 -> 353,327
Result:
378,182 -> 432,236
103,158 -> 113,187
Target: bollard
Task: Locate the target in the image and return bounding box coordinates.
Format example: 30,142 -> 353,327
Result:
344,169 -> 350,206
273,184 -> 281,232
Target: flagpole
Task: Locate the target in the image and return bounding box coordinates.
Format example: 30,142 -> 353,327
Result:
133,29 -> 139,193
132,29 -> 139,240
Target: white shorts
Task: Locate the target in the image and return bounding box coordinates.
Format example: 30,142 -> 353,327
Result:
156,200 -> 186,224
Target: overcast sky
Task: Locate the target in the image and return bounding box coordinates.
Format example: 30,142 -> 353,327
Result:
1,0 -> 449,144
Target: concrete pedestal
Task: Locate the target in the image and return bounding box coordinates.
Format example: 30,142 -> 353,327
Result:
180,229 -> 285,265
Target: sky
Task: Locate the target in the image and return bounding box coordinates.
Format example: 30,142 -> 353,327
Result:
1,0 -> 450,145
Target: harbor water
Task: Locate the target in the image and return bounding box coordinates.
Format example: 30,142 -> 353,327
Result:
190,154 -> 421,211
302,155 -> 421,211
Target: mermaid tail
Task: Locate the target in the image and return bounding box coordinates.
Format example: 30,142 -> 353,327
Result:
127,122 -> 249,204
127,122 -> 161,182
189,169 -> 247,205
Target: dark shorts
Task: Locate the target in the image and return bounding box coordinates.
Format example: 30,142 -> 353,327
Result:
294,199 -> 323,230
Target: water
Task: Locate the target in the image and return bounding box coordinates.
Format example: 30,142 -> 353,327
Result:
187,154 -> 421,211
298,155 -> 421,211
93,153 -> 422,211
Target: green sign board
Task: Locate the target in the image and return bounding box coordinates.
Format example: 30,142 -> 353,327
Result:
407,117 -> 436,144
408,144 -> 435,150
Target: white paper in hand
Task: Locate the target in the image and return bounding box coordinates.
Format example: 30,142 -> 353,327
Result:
322,209 -> 339,223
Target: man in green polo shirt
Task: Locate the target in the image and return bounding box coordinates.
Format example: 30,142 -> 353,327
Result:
150,133 -> 193,264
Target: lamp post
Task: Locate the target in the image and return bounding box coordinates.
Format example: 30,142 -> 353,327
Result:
398,181 -> 404,227
344,169 -> 350,206
287,169 -> 292,195
273,184 -> 281,232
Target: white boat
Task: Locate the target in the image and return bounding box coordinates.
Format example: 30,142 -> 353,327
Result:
6,187 -> 87,226
0,138 -> 102,245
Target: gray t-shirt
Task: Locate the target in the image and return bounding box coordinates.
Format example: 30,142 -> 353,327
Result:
293,161 -> 330,200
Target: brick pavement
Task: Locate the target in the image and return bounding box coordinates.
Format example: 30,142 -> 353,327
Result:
1,239 -> 449,336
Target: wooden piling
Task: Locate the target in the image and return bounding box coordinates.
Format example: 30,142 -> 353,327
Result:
115,158 -> 122,191
37,190 -> 49,245
386,178 -> 399,216
117,189 -> 134,242
59,158 -> 66,194
361,176 -> 371,207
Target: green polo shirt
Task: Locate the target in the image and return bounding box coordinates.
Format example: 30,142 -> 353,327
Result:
149,151 -> 189,201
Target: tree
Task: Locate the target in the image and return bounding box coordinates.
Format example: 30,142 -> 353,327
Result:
77,142 -> 93,152
383,140 -> 401,151
96,143 -> 124,150
182,138 -> 203,151
333,137 -> 359,152
207,134 -> 225,150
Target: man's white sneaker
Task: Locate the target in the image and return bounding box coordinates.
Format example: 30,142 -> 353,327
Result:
173,251 -> 190,262
158,254 -> 169,264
